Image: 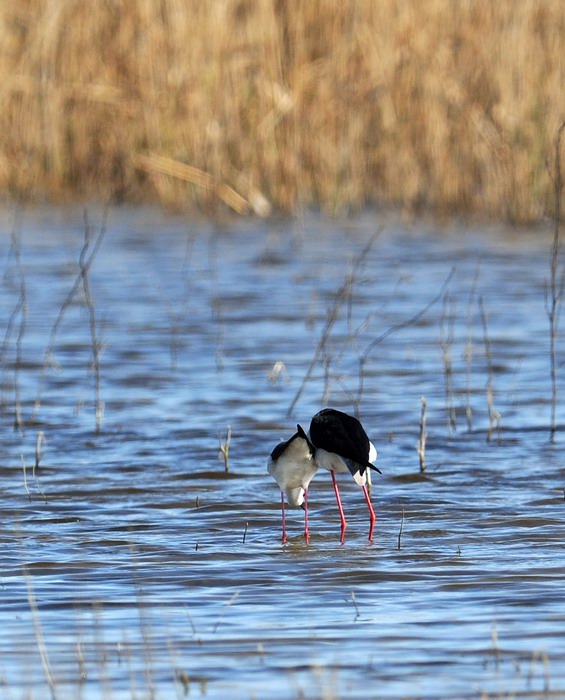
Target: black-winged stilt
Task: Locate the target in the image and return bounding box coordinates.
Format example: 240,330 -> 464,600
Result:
267,425 -> 317,544
308,408 -> 380,543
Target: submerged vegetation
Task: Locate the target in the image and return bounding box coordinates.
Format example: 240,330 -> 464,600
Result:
0,0 -> 564,218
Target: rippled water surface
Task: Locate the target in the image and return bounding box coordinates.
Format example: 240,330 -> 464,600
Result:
1,207 -> 565,699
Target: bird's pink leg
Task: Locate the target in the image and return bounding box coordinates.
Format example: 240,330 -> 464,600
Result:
362,484 -> 376,542
281,491 -> 287,544
331,470 -> 347,543
303,488 -> 310,544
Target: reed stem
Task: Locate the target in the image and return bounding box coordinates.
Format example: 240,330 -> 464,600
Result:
546,120 -> 565,443
418,397 -> 427,473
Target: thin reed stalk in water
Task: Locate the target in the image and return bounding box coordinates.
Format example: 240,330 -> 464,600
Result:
207,235 -> 225,371
527,649 -> 551,693
22,433 -> 47,502
0,208 -> 28,429
22,563 -> 58,699
0,298 -> 21,408
322,353 -> 332,405
287,229 -> 381,417
356,269 -> 455,408
479,297 -> 501,442
465,263 -> 481,431
397,510 -> 405,551
218,425 -> 232,472
491,621 -> 500,669
350,591 -> 360,620
13,233 -> 26,430
32,207 -> 107,423
33,431 -> 47,500
81,209 -> 105,433
35,430 -> 44,476
439,292 -> 456,434
545,120 -> 565,443
213,591 -> 240,633
417,397 -> 427,473
22,455 -> 30,501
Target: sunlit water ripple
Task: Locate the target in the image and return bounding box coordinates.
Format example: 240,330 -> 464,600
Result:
1,207 -> 564,699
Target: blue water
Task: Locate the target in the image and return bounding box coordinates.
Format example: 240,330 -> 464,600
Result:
1,206 -> 564,699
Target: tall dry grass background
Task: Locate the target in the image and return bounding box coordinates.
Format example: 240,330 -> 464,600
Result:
0,0 -> 563,219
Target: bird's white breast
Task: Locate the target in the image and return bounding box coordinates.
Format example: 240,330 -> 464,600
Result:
313,441 -> 377,487
313,447 -> 349,474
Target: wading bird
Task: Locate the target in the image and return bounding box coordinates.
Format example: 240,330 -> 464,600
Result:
267,425 -> 317,544
309,408 -> 380,543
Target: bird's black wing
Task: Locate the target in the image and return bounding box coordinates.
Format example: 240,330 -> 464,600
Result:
270,433 -> 295,460
309,409 -> 371,465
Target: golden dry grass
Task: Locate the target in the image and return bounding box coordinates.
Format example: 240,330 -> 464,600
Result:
0,0 -> 563,219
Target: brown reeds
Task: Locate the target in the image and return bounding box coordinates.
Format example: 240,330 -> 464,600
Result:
0,1 -> 563,219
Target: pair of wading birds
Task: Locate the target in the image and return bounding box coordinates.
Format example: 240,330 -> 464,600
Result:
268,407 -> 380,544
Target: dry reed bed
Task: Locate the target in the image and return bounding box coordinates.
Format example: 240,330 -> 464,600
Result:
0,0 -> 563,219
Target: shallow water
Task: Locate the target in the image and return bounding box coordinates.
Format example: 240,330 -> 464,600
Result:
1,207 -> 565,699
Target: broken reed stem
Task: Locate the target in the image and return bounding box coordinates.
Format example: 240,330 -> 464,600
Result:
242,521 -> 248,544
417,396 -> 427,473
33,431 -> 47,500
22,432 -> 47,501
22,455 -> 30,501
356,268 -> 456,408
32,207 -> 108,422
35,430 -> 44,475
135,153 -> 249,214
546,120 -> 565,444
287,228 -> 382,417
479,296 -> 500,442
439,292 -> 456,434
218,425 -> 231,472
80,209 -> 105,433
350,591 -> 360,620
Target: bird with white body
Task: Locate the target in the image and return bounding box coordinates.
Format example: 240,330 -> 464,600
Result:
308,408 -> 380,543
267,425 -> 317,543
